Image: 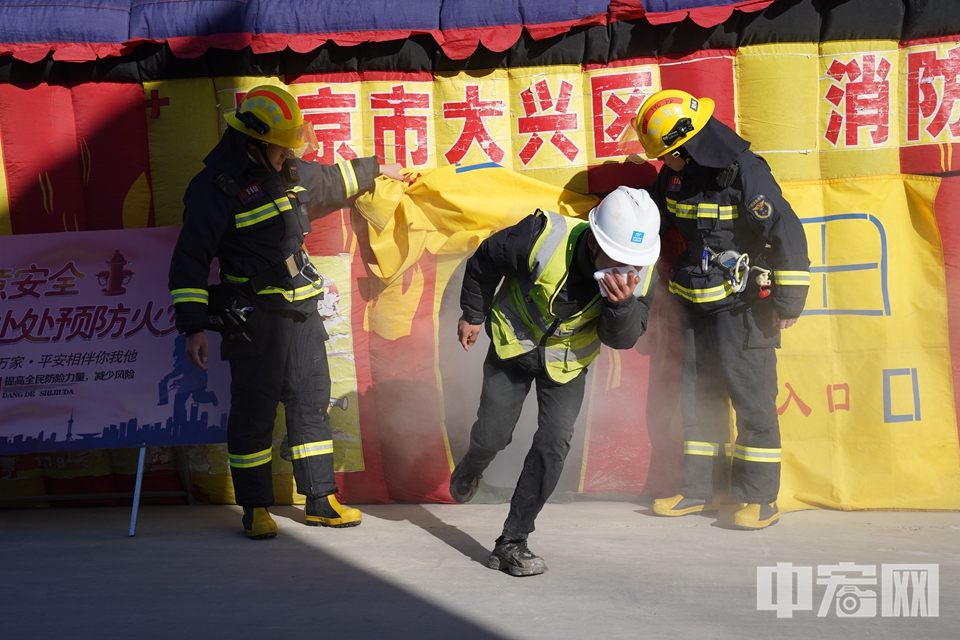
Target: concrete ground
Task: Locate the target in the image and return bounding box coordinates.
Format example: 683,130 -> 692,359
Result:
1,499 -> 958,639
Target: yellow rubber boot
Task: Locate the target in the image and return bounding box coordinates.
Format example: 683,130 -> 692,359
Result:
732,502 -> 780,530
652,494 -> 720,517
242,507 -> 278,540
305,494 -> 362,528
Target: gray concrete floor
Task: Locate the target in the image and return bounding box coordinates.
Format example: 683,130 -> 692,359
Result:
1,499 -> 958,639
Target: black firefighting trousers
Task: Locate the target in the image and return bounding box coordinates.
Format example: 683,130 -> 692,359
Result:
459,346 -> 587,541
222,308 -> 336,507
679,303 -> 782,504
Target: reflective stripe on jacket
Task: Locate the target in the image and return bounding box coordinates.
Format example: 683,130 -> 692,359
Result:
168,127 -> 379,334
489,211 -> 603,384
654,151 -> 810,317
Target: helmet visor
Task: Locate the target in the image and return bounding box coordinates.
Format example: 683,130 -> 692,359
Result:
285,123 -> 320,158
616,121 -> 650,163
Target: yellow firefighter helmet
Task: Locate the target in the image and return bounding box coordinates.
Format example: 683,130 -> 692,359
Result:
633,89 -> 715,159
224,84 -> 318,157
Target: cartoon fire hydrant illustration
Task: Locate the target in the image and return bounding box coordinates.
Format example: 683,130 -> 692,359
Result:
96,250 -> 134,296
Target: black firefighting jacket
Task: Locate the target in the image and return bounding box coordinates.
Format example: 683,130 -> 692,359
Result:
168,127 -> 379,334
650,118 -> 810,318
460,212 -> 657,351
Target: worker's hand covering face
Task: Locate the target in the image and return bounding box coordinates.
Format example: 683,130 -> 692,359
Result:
593,266 -> 641,302
594,266 -> 636,297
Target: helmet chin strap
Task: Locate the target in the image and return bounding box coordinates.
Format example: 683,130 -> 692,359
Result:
250,138 -> 298,187
247,136 -> 280,175
256,141 -> 280,176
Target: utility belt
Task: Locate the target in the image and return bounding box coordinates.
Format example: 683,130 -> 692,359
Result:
204,248 -> 322,341
669,247 -> 771,314
243,247 -> 320,294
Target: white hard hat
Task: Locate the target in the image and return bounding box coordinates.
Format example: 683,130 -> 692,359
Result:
588,186 -> 661,266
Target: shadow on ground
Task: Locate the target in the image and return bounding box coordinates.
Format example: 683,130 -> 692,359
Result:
0,504 -> 508,640
358,503 -> 492,565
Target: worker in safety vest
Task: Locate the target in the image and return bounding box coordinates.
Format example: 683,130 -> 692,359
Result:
168,84 -> 403,539
633,89 -> 810,530
453,186 -> 661,576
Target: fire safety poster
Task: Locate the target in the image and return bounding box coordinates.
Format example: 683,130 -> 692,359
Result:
0,226 -> 231,454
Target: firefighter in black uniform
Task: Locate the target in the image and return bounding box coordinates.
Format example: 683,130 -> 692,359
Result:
169,84 -> 403,539
452,186 -> 662,575
633,89 -> 810,530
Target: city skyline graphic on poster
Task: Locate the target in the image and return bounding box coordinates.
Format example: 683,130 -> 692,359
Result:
0,332 -> 228,454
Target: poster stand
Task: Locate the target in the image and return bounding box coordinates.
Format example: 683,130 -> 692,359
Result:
127,444 -> 147,536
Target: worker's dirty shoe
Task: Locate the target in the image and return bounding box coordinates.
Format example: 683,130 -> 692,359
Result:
487,537 -> 548,577
449,456 -> 483,504
305,494 -> 362,528
242,507 -> 278,540
652,493 -> 719,516
732,502 -> 779,530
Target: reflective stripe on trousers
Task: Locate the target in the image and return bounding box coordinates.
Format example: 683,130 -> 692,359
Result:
229,447 -> 273,469
289,440 -> 334,460
224,309 -> 336,507
678,305 -> 781,503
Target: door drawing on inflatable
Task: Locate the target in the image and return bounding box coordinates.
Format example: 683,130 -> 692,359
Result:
801,213 -> 890,317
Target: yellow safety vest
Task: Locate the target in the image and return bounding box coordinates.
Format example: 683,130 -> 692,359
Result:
489,210 -> 603,384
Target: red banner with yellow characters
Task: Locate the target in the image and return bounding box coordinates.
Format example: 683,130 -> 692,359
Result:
2,0 -> 960,512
